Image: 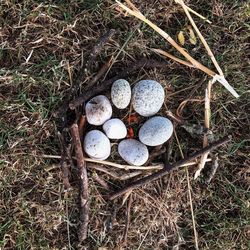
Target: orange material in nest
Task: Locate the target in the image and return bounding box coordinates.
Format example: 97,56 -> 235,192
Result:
127,113 -> 139,124
127,127 -> 134,139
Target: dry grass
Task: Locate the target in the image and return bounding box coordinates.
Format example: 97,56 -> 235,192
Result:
0,0 -> 249,249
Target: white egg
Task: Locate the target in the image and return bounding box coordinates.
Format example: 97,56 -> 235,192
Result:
85,95 -> 112,125
84,130 -> 111,160
132,80 -> 165,117
118,139 -> 149,166
139,116 -> 173,146
103,118 -> 127,139
111,79 -> 131,109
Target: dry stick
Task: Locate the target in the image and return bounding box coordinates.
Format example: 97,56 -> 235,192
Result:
152,48 -> 195,68
84,157 -> 164,170
123,193 -> 133,244
88,164 -> 142,181
70,124 -> 89,242
206,154 -> 219,183
194,81 -> 212,179
85,158 -> 212,171
116,0 -> 216,77
69,59 -> 170,109
92,172 -> 110,190
176,0 -> 223,76
109,136 -> 230,200
87,164 -> 120,179
185,4 -> 211,24
119,171 -> 143,181
86,29 -> 116,71
78,115 -> 87,139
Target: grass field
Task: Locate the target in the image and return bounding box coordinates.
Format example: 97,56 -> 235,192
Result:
0,0 -> 249,249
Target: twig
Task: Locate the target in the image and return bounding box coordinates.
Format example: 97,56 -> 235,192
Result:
78,115 -> 87,137
86,29 -> 115,71
123,193 -> 133,244
92,172 -> 110,190
152,48 -> 194,68
194,81 -> 212,179
206,154 -> 219,184
165,135 -> 174,165
176,98 -> 203,118
119,171 -> 142,181
70,124 -> 89,242
109,136 -> 230,200
84,157 -> 164,170
87,164 -> 120,179
87,163 -> 142,180
184,5 -> 212,24
69,59 -> 170,109
38,154 -> 212,170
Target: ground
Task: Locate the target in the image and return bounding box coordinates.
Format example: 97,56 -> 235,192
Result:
0,0 -> 249,249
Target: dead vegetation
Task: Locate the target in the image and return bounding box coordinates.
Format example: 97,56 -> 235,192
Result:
0,0 -> 249,249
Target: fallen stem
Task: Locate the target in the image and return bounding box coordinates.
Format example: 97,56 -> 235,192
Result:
185,5 -> 212,24
84,157 -> 212,171
195,81 -> 212,179
84,158 -> 164,170
152,48 -> 195,68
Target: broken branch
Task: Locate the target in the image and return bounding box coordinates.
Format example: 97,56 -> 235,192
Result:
70,124 -> 89,242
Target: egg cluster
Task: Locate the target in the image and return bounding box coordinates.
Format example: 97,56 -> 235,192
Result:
83,79 -> 173,166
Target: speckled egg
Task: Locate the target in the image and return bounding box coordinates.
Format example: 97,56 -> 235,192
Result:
111,79 -> 131,109
139,116 -> 173,146
85,95 -> 112,125
132,80 -> 165,117
118,139 -> 149,166
103,118 -> 127,139
84,130 -> 111,160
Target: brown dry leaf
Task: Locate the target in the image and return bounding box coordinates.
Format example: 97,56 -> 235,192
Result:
188,26 -> 197,45
177,30 -> 185,45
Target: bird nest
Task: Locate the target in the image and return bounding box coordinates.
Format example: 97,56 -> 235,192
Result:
56,0 -> 237,243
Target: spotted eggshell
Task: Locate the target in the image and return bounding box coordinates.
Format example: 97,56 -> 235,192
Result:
132,80 -> 165,117
111,79 -> 131,109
